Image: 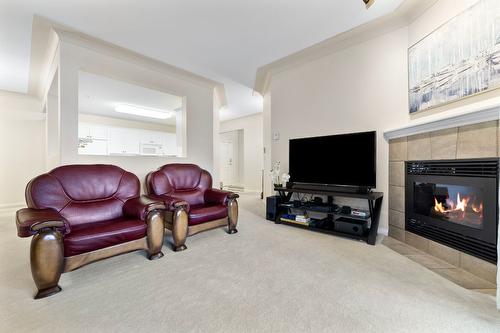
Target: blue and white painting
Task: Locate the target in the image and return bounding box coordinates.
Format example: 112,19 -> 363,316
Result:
409,0 -> 500,113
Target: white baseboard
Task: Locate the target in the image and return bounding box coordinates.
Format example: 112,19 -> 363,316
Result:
378,227 -> 389,236
0,203 -> 24,217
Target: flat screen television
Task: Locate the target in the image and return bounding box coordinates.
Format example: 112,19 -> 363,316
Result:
289,131 -> 376,189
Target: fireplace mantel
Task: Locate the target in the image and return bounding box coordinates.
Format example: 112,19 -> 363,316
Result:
384,99 -> 500,140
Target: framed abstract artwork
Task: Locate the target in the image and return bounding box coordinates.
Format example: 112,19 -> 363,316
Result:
408,0 -> 500,113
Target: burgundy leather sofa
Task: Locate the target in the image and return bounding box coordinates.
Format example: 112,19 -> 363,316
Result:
146,164 -> 239,251
16,164 -> 166,299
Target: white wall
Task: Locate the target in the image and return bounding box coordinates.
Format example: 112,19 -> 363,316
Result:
55,38 -> 217,192
220,113 -> 264,192
267,0 -> 500,234
263,92 -> 273,197
270,27 -> 409,231
0,91 -> 45,209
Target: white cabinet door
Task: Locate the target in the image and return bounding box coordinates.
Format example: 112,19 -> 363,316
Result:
109,127 -> 140,155
78,124 -> 108,155
78,139 -> 108,155
89,126 -> 108,140
78,124 -> 91,139
162,132 -> 177,156
80,123 -> 107,139
140,130 -> 163,145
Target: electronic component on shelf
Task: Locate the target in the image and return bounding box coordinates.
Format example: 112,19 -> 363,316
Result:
340,206 -> 352,215
295,214 -> 310,223
334,217 -> 367,236
351,209 -> 369,218
266,196 -> 282,221
280,214 -> 310,226
313,197 -> 323,204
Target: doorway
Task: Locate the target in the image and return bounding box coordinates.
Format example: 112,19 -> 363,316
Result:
219,129 -> 244,191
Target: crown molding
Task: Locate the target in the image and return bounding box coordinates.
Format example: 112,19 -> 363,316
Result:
28,16 -> 60,98
253,0 -> 438,95
28,16 -> 227,106
54,28 -> 222,89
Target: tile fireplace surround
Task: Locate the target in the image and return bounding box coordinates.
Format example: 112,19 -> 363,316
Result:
386,111 -> 500,308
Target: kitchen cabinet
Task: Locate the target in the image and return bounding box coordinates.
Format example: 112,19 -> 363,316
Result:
108,127 -> 140,155
78,123 -> 177,157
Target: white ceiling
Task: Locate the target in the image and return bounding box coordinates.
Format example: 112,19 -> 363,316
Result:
78,71 -> 182,126
0,0 -> 404,121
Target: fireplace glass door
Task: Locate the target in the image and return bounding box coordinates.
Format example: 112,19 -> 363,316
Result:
405,158 -> 498,263
413,182 -> 484,230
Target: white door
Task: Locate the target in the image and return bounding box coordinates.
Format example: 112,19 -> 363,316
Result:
220,142 -> 234,186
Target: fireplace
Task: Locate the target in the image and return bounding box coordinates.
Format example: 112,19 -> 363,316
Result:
406,158 -> 499,263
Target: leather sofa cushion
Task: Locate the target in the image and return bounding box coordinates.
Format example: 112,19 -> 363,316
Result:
26,165 -> 140,227
169,189 -> 205,207
146,164 -> 212,206
64,218 -> 147,257
188,204 -> 227,226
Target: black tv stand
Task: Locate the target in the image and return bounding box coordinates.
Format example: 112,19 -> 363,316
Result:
273,185 -> 383,245
286,183 -> 371,194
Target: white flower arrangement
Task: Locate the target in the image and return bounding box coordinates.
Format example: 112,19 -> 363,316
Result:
271,161 -> 290,187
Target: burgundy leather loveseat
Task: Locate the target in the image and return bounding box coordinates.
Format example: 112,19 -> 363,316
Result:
146,164 -> 239,251
16,164 -> 166,299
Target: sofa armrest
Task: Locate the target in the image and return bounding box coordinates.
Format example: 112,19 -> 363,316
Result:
164,196 -> 190,212
123,196 -> 166,221
16,208 -> 70,238
204,188 -> 239,206
148,194 -> 190,212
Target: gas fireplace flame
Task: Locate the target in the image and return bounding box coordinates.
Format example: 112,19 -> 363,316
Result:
433,192 -> 483,220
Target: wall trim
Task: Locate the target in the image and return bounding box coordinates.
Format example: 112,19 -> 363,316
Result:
384,104 -> 500,140
377,227 -> 389,237
28,15 -> 227,107
253,0 -> 438,95
1,111 -> 46,121
54,28 -> 222,90
0,203 -> 24,216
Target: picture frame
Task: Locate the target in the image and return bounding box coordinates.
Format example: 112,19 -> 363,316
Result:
408,0 -> 500,114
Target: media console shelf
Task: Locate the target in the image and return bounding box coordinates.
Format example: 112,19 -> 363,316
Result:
273,186 -> 383,245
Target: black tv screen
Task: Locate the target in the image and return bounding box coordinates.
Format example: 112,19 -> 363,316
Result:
289,131 -> 376,188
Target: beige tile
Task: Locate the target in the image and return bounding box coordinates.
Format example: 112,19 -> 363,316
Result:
471,289 -> 497,297
457,121 -> 498,158
389,161 -> 405,186
389,137 -> 407,161
428,241 -> 460,267
383,237 -> 423,255
406,254 -> 456,269
430,128 -> 458,160
460,252 -> 497,285
388,226 -> 406,242
388,186 -> 405,212
405,231 -> 429,252
407,133 -> 431,160
498,120 -> 500,157
432,268 -> 496,290
388,209 -> 405,229
381,236 -> 403,247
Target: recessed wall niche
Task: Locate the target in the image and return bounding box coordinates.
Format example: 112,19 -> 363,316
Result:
77,71 -> 186,157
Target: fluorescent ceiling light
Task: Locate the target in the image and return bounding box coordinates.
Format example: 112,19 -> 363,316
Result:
114,104 -> 173,119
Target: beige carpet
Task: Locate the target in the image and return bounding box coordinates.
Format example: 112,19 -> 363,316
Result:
1,192 -> 499,332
